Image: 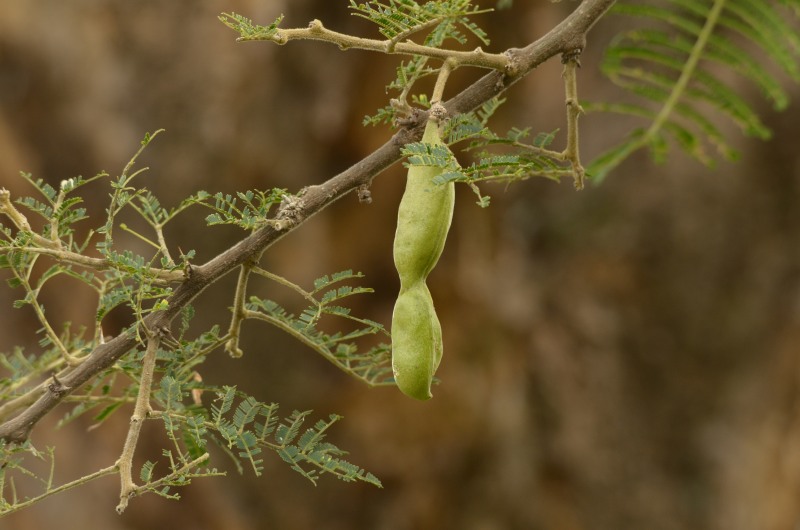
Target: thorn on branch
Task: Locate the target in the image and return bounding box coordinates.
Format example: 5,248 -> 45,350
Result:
47,374 -> 70,398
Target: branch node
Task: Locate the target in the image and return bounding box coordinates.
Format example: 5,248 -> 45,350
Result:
503,49 -> 522,77
224,338 -> 244,358
0,188 -> 33,234
561,48 -> 583,66
429,103 -> 448,123
154,325 -> 173,341
357,184 -> 373,204
272,31 -> 288,45
308,19 -> 324,33
395,107 -> 424,129
274,194 -> 304,229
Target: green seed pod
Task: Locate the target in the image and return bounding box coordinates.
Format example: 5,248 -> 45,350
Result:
391,117 -> 454,400
391,283 -> 442,400
393,119 -> 455,286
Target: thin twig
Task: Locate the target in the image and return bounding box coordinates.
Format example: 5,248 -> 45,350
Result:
7,264 -> 84,366
224,259 -> 256,358
561,55 -> 586,189
244,18 -> 509,71
115,331 -> 161,514
3,243 -> 184,283
0,464 -> 118,517
431,58 -> 456,105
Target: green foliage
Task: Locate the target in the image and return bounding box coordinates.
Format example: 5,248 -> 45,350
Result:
246,269 -> 394,386
0,130 -> 385,514
587,0 -> 800,181
348,0 -> 490,44
399,98 -> 572,206
218,13 -> 284,41
0,443 -> 56,512
156,382 -> 384,486
357,0 -> 492,125
207,390 -> 381,486
196,189 -> 288,231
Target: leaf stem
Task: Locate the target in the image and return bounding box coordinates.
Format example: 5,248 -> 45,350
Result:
243,309 -> 391,387
251,266 -> 316,305
643,0 -> 727,142
0,464 -> 118,516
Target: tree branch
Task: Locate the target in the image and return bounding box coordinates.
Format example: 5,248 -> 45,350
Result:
0,0 -> 616,444
257,18 -> 509,71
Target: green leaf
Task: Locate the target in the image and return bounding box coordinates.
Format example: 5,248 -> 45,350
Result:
140,461 -> 157,483
349,0 -> 491,44
93,402 -> 125,423
219,13 -> 284,41
275,410 -> 311,446
589,0 -> 799,180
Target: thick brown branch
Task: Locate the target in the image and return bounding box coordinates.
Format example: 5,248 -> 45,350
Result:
0,0 -> 616,444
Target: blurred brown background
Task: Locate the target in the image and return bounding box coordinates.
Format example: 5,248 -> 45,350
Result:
2,1 -> 800,529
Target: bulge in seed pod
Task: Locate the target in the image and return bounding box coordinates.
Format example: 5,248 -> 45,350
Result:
391,282 -> 443,400
393,118 -> 455,287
